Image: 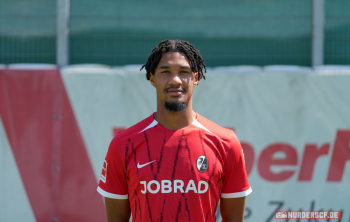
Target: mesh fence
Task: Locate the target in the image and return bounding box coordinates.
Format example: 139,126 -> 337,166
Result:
0,0 -> 56,64
324,0 -> 350,65
70,0 -> 312,66
0,0 -> 349,66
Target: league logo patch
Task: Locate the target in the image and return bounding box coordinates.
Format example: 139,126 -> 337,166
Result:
100,160 -> 107,183
196,155 -> 208,173
242,148 -> 245,163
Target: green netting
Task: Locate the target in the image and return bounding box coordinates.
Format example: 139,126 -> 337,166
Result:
0,0 -> 56,64
70,0 -> 312,66
325,0 -> 350,65
4,0 -> 349,66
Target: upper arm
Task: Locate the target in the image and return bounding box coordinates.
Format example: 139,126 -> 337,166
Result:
98,135 -> 128,196
220,196 -> 246,222
104,197 -> 131,222
221,133 -> 251,197
97,135 -> 130,221
220,133 -> 251,221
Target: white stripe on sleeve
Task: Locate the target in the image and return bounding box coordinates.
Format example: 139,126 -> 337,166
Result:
97,187 -> 128,199
221,187 -> 252,198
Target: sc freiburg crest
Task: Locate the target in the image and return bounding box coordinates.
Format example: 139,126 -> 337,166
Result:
196,155 -> 208,173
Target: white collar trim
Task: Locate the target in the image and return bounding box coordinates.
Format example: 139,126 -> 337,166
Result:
192,119 -> 211,133
139,118 -> 211,134
139,119 -> 158,133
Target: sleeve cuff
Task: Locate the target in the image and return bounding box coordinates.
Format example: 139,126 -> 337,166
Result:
97,186 -> 128,199
221,187 -> 252,198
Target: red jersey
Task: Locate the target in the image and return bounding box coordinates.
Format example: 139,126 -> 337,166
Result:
97,113 -> 251,222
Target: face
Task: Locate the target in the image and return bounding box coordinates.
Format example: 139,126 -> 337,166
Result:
149,52 -> 199,112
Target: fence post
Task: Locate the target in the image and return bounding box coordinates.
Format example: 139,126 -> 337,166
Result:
312,0 -> 324,67
57,0 -> 70,67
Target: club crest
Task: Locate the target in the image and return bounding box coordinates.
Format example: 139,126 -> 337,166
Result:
196,155 -> 208,173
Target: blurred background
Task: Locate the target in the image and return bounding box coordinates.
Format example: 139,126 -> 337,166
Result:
0,0 -> 349,66
1,0 -> 350,222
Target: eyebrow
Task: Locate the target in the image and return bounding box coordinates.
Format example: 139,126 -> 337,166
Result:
158,66 -> 191,69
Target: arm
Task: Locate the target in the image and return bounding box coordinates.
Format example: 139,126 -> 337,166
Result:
220,196 -> 246,222
104,197 -> 131,222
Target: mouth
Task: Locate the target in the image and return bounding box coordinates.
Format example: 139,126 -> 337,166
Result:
167,91 -> 183,95
165,87 -> 185,95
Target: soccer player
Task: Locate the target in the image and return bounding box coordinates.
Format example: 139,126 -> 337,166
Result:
97,39 -> 252,222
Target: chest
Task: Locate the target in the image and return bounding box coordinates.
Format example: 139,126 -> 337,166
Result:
124,131 -> 224,186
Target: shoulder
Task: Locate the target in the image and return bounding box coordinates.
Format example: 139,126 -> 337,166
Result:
115,113 -> 155,143
196,113 -> 237,142
196,113 -> 242,159
107,114 -> 154,157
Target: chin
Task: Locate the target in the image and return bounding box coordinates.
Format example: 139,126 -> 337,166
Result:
164,101 -> 187,112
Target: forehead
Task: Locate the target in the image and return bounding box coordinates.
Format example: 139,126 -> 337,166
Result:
156,52 -> 191,68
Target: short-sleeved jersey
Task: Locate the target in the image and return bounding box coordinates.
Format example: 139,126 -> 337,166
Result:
97,113 -> 252,222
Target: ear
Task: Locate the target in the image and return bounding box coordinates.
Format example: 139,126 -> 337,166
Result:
193,72 -> 199,87
149,73 -> 156,88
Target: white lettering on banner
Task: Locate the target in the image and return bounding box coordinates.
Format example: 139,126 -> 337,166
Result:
275,211 -> 341,219
265,200 -> 348,222
140,180 -> 209,194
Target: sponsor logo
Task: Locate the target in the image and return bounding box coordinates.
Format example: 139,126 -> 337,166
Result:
100,160 -> 107,183
137,160 -> 156,169
196,155 -> 208,172
140,180 -> 209,194
276,211 -> 288,218
275,211 -> 341,219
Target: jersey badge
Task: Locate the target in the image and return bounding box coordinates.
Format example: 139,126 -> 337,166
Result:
196,155 -> 208,173
100,160 -> 107,183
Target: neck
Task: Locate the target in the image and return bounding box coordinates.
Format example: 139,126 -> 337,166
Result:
154,100 -> 196,130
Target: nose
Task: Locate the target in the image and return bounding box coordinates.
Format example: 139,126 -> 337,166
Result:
169,72 -> 182,85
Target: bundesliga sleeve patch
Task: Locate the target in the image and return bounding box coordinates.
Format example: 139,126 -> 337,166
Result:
242,148 -> 245,163
100,160 -> 107,183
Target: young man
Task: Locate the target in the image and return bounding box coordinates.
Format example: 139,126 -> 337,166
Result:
97,40 -> 252,222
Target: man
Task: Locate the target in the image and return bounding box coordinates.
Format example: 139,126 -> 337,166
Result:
97,39 -> 252,222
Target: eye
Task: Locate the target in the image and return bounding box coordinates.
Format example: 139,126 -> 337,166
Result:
180,70 -> 190,74
161,70 -> 170,74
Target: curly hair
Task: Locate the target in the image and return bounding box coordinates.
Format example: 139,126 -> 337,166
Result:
140,39 -> 206,82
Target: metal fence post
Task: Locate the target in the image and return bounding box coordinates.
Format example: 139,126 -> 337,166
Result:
312,0 -> 324,67
57,0 -> 70,67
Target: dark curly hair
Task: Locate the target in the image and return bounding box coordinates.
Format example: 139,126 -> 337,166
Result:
141,39 -> 206,82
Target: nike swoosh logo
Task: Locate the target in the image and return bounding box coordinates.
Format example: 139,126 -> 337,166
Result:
137,160 -> 156,168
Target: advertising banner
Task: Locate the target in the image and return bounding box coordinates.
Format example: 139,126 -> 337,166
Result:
0,67 -> 106,222
1,65 -> 349,221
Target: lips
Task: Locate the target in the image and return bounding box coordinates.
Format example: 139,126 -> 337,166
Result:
167,89 -> 183,92
165,87 -> 185,93
166,91 -> 183,96
165,88 -> 184,96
